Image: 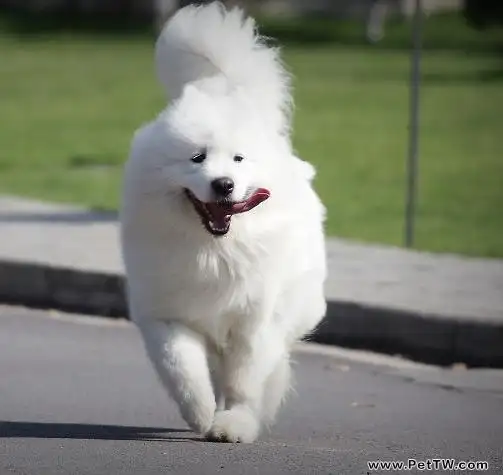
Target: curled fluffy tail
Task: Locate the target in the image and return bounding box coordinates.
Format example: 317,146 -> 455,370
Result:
155,2 -> 292,134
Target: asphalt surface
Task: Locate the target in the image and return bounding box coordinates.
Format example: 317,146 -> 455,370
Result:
1,306 -> 502,475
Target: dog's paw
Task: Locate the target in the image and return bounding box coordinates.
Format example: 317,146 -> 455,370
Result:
206,406 -> 260,443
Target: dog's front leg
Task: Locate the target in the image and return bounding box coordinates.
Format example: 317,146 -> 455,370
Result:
138,319 -> 216,434
207,324 -> 285,443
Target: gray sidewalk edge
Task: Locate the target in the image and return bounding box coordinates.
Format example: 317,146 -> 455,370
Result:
1,260 -> 502,368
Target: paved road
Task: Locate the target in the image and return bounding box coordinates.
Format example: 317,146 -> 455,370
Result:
1,306 -> 502,475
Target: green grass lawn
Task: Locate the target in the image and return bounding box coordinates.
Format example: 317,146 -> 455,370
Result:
0,12 -> 502,257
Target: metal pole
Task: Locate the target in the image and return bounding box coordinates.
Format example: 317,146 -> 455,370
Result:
404,0 -> 422,248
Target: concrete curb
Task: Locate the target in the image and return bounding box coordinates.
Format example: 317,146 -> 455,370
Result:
1,260 -> 502,368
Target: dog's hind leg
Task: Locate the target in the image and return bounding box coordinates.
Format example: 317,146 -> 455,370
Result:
208,348 -> 225,412
260,354 -> 291,426
138,320 -> 216,434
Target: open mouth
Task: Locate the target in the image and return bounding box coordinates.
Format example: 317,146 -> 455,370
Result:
185,188 -> 270,236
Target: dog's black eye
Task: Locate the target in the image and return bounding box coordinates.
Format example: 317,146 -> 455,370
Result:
191,152 -> 206,164
233,155 -> 244,163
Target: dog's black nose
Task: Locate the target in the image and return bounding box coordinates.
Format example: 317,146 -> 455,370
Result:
211,177 -> 234,197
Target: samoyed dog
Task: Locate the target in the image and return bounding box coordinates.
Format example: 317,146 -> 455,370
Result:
120,2 -> 327,443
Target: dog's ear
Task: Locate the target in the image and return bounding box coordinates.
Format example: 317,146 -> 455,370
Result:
181,83 -> 200,101
177,83 -> 208,112
182,83 -> 200,99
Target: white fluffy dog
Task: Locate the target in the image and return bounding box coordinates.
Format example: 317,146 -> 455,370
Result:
120,2 -> 327,443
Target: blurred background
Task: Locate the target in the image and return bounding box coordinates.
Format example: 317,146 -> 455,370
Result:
1,0 -> 501,258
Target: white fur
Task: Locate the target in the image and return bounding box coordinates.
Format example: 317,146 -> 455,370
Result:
120,2 -> 327,443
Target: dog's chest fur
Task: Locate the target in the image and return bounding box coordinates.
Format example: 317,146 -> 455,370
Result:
129,229 -> 281,347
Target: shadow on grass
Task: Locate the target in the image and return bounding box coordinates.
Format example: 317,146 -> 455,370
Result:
1,8 -> 502,55
350,66 -> 503,84
422,67 -> 503,83
259,13 -> 503,54
68,155 -> 122,169
0,421 -> 198,442
0,8 -> 156,39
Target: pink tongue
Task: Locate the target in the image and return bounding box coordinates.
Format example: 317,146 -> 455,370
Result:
232,188 -> 270,214
206,188 -> 270,228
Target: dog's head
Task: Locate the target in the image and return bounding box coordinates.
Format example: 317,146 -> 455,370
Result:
152,82 -> 286,236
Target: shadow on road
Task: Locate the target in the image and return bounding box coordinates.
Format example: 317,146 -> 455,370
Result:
0,421 -> 198,442
0,211 -> 118,224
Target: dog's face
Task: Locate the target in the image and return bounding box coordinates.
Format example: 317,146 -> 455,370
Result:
157,83 -> 280,236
